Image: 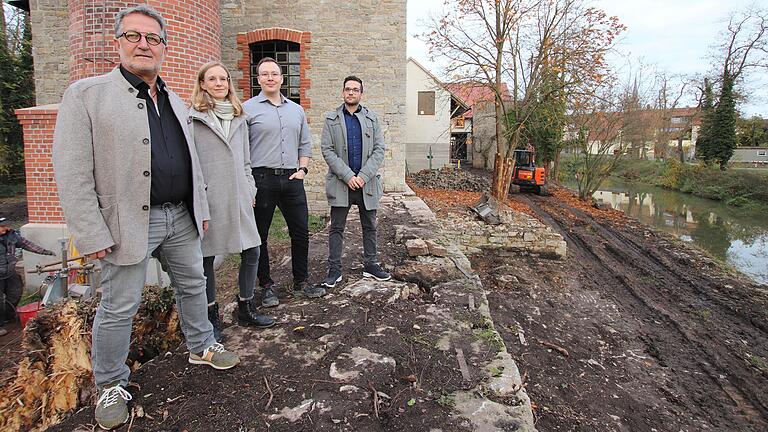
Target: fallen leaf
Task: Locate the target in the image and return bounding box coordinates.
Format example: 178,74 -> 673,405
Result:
400,374 -> 417,383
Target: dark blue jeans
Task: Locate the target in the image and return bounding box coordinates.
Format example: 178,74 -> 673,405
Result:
252,169 -> 309,286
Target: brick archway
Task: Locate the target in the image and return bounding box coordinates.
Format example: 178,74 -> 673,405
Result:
236,28 -> 312,109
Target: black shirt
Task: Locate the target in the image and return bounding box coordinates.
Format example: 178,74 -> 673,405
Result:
120,66 -> 191,205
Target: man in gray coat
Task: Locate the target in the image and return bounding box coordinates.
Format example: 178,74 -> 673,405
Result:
321,76 -> 391,288
52,6 -> 239,430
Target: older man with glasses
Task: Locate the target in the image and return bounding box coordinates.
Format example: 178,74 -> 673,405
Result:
52,5 -> 239,430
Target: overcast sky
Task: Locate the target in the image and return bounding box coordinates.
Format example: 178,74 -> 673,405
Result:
407,0 -> 768,116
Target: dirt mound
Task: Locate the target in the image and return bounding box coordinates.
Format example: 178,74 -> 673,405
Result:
407,168 -> 491,192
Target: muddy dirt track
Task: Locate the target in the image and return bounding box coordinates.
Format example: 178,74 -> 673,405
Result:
474,189 -> 768,431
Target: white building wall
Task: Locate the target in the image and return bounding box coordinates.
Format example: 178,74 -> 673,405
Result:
405,60 -> 452,173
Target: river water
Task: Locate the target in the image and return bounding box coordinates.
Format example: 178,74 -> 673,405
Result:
565,179 -> 768,285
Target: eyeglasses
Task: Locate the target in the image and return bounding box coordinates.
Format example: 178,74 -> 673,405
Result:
344,87 -> 362,94
205,76 -> 230,83
258,72 -> 282,79
118,31 -> 166,46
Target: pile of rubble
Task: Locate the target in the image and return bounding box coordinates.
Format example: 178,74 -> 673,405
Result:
407,168 -> 491,192
0,287 -> 181,431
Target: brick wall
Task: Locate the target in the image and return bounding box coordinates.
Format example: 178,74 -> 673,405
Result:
15,105 -> 63,224
33,0 -> 221,102
23,0 -> 407,217
221,0 -> 408,214
20,1 -> 222,225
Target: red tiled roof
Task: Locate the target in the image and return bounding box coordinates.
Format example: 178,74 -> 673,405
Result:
445,83 -> 513,118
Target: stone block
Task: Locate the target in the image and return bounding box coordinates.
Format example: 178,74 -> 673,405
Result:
405,238 -> 430,257
555,241 -> 567,258
425,239 -> 448,257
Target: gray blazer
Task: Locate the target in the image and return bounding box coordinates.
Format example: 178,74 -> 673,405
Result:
321,104 -> 385,210
189,108 -> 261,257
52,67 -> 210,266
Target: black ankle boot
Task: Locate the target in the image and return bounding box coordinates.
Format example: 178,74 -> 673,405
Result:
207,303 -> 224,343
237,298 -> 276,329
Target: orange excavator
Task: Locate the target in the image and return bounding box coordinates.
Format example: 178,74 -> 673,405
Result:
510,149 -> 546,195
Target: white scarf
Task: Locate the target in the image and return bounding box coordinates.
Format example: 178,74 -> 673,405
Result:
210,99 -> 235,138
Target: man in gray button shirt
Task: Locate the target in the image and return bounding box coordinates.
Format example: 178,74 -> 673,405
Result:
243,57 -> 326,306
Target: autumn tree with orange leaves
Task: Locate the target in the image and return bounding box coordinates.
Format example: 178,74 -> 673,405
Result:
421,0 -> 625,199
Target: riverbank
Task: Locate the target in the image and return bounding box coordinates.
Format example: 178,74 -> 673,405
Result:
559,157 -> 768,212
412,169 -> 768,430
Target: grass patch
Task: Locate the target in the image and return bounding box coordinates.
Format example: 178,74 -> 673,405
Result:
477,327 -> 505,352
489,366 -> 504,377
436,393 -> 456,408
747,354 -> 766,372
269,209 -> 326,241
691,308 -> 712,321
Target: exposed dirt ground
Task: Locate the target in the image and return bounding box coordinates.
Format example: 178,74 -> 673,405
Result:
413,169 -> 768,431
0,194 -> 28,229
43,195 -> 504,432
6,169 -> 768,431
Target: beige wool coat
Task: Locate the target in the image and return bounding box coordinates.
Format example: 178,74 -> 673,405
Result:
189,108 -> 261,257
52,67 -> 210,266
321,104 -> 386,210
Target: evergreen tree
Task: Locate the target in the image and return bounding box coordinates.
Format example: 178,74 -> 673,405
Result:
525,71 -> 567,168
710,74 -> 737,170
695,79 -> 715,164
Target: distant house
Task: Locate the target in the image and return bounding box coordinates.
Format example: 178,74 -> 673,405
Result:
732,147 -> 768,164
565,106 -> 701,159
446,83 -> 513,169
405,58 -> 468,172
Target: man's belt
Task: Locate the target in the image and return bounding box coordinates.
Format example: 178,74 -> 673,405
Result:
253,167 -> 295,176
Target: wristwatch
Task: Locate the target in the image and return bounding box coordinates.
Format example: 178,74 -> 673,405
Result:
297,166 -> 309,174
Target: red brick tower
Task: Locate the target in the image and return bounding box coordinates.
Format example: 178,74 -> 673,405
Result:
17,1 -> 221,226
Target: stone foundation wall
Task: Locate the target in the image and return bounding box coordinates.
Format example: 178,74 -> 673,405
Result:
438,209 -> 567,259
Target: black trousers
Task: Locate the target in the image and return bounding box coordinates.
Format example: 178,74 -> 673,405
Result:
252,168 -> 309,286
0,273 -> 23,323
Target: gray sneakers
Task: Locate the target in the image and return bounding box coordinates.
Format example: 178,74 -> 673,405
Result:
261,284 -> 279,308
188,343 -> 240,370
95,382 -> 132,430
294,280 -> 327,298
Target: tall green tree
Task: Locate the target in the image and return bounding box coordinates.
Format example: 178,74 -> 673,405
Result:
513,69 -> 567,180
0,8 -> 34,182
710,74 -> 737,170
698,6 -> 768,169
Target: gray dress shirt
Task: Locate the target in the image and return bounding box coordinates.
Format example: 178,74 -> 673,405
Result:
243,92 -> 313,169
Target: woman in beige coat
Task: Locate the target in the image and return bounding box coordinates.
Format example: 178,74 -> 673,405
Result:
190,61 -> 275,340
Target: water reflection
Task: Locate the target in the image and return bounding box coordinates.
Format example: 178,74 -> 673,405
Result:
570,179 -> 768,285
